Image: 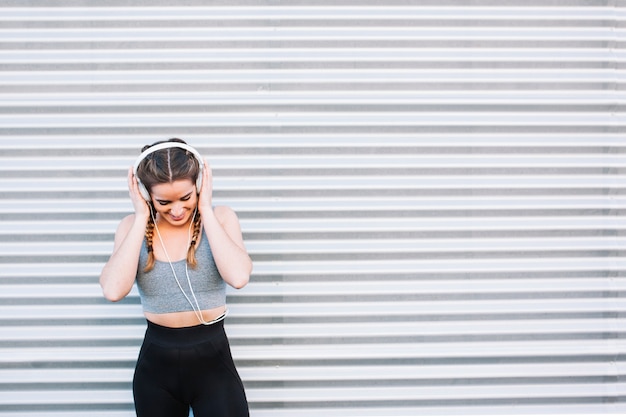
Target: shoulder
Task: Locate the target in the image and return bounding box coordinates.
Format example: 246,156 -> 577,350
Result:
111,213 -> 146,249
213,205 -> 240,224
115,214 -> 138,236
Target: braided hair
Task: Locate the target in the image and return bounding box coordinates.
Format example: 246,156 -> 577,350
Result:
136,138 -> 202,272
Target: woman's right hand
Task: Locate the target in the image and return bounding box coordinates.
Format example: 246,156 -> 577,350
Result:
127,167 -> 151,221
100,168 -> 151,302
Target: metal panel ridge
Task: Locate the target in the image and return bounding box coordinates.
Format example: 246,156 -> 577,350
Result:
0,2 -> 624,416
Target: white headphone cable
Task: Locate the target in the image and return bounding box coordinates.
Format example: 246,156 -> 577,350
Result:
151,209 -> 226,326
185,209 -> 212,320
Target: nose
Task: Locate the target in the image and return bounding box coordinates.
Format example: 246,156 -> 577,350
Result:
170,203 -> 185,216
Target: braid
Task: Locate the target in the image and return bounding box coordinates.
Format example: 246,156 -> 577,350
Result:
187,212 -> 202,268
143,214 -> 156,272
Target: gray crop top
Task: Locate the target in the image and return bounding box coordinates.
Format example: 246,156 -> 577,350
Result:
136,231 -> 226,314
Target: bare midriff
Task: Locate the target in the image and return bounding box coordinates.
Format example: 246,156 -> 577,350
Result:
144,305 -> 227,328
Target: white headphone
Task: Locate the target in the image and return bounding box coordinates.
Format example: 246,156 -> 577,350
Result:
133,142 -> 204,202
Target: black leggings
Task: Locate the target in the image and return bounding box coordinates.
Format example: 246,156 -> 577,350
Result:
133,319 -> 249,417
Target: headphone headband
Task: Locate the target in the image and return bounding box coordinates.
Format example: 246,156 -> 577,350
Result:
133,142 -> 203,174
133,142 -> 204,202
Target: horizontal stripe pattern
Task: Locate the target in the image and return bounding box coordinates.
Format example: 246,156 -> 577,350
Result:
0,2 -> 625,416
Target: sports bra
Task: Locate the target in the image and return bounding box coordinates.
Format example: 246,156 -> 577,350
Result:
136,230 -> 226,314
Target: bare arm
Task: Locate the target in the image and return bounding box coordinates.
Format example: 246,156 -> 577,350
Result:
198,161 -> 252,289
99,168 -> 150,301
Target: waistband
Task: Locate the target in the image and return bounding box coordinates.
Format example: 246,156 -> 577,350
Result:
144,317 -> 226,348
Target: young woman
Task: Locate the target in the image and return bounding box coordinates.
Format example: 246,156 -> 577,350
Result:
99,138 -> 252,417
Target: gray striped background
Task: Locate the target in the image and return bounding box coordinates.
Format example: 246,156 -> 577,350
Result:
1,1 -> 625,416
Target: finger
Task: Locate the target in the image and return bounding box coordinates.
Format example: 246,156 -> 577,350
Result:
127,167 -> 134,189
201,161 -> 210,186
128,167 -> 137,190
204,161 -> 213,182
128,168 -> 143,201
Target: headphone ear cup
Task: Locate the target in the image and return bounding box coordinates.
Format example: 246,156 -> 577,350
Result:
137,180 -> 151,202
195,161 -> 203,193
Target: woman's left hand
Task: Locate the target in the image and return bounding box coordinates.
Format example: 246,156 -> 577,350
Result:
197,158 -> 252,289
198,160 -> 213,215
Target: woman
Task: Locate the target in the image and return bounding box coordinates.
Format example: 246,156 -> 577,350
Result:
99,138 -> 252,417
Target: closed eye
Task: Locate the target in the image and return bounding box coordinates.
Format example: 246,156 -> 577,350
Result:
156,192 -> 192,206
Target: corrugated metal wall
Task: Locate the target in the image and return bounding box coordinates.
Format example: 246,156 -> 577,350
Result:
1,1 -> 625,416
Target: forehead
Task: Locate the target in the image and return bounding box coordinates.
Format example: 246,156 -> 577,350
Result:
150,179 -> 195,199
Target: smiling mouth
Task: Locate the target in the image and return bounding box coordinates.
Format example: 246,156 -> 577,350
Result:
170,214 -> 186,221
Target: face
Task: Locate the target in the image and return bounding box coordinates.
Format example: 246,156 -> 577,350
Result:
149,179 -> 198,226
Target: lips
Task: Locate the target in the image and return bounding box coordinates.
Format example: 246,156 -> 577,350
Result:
170,213 -> 186,222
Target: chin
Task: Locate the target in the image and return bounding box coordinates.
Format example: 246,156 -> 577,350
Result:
161,211 -> 191,224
